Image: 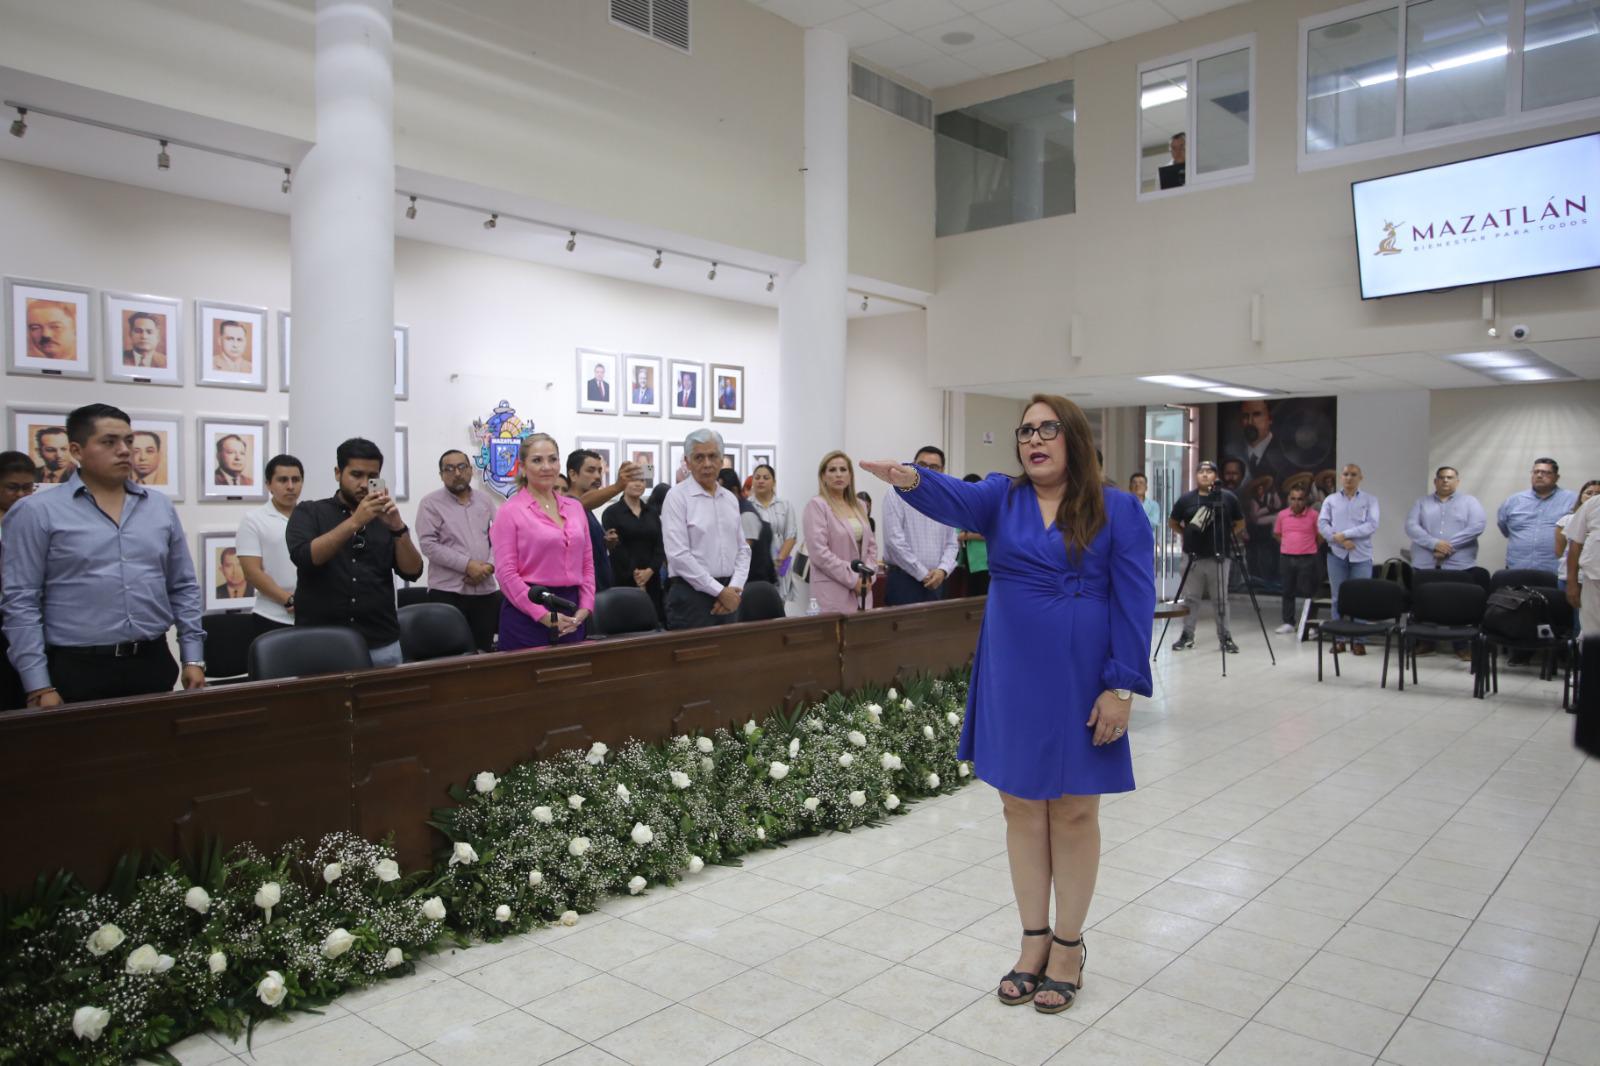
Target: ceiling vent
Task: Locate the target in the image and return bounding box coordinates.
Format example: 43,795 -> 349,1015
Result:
851,63 -> 933,130
611,0 -> 689,53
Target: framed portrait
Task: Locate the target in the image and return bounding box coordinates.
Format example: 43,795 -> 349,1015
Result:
720,442 -> 743,476
278,311 -> 291,392
278,419 -> 289,455
199,531 -> 256,613
667,359 -> 703,421
709,363 -> 745,424
7,405 -> 75,490
746,444 -> 776,474
622,439 -> 663,486
198,417 -> 268,501
392,425 -> 410,501
667,441 -> 689,484
576,437 -> 618,484
6,278 -> 95,379
127,412 -> 184,501
104,292 -> 182,386
393,325 -> 409,400
576,348 -> 619,415
623,354 -> 663,418
196,300 -> 267,391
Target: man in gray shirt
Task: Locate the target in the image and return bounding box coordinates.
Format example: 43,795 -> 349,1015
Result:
416,449 -> 500,651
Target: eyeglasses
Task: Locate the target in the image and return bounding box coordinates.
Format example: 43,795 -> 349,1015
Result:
1014,421 -> 1063,443
441,462 -> 471,474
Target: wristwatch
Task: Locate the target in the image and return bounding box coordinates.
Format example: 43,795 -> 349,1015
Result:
1112,688 -> 1132,701
183,660 -> 207,672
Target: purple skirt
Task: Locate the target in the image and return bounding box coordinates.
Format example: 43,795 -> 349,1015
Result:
499,587 -> 587,651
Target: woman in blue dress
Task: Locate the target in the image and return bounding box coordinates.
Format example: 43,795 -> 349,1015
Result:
861,394 -> 1154,1015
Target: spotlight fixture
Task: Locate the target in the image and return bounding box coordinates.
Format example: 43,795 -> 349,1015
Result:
565,230 -> 577,252
707,262 -> 718,281
8,107 -> 25,139
280,167 -> 292,194
652,250 -> 662,269
483,212 -> 498,230
156,140 -> 170,171
766,275 -> 775,292
861,296 -> 869,312
405,196 -> 417,220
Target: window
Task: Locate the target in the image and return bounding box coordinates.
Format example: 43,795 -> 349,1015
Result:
935,80 -> 1076,238
1300,0 -> 1600,169
1137,36 -> 1255,199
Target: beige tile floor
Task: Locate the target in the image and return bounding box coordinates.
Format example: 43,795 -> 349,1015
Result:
173,634 -> 1598,1065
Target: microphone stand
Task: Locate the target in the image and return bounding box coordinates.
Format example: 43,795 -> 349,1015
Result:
851,559 -> 875,612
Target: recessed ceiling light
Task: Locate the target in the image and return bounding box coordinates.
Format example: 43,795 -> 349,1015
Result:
941,30 -> 976,46
1204,386 -> 1272,398
1139,374 -> 1221,389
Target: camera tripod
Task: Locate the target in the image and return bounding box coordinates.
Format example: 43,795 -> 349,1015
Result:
1154,494 -> 1277,677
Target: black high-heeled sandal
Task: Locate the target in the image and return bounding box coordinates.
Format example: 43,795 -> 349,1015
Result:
996,927 -> 1051,1006
1033,934 -> 1086,1015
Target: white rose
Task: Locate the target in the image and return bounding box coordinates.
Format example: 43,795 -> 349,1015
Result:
628,875 -> 647,895
384,947 -> 404,969
208,951 -> 226,974
865,702 -> 882,718
568,794 -> 585,811
255,882 -> 281,918
474,771 -> 499,794
125,944 -> 161,974
880,753 -> 902,771
926,772 -> 941,788
768,761 -> 789,781
673,734 -> 690,749
569,836 -> 591,857
885,794 -> 901,811
744,720 -> 757,735
256,970 -> 287,1007
839,753 -> 854,768
887,688 -> 898,700
184,886 -> 211,914
756,827 -> 767,840
528,869 -> 544,887
616,783 -> 631,803
849,791 -> 866,807
804,797 -> 820,811
324,862 -> 344,884
958,763 -> 971,778
72,1006 -> 110,1042
947,712 -> 960,726
697,736 -> 715,754
321,928 -> 355,959
449,842 -> 479,867
154,954 -> 175,973
923,726 -> 935,739
375,858 -> 400,882
789,737 -> 800,758
847,731 -> 866,748
630,822 -> 654,845
700,757 -> 714,773
421,896 -> 447,921
560,910 -> 579,926
533,806 -> 554,824
586,742 -> 608,765
85,923 -> 125,957
688,855 -> 705,874
670,770 -> 692,790
495,905 -> 512,922
902,699 -> 913,712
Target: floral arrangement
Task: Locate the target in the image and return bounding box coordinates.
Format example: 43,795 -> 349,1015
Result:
0,673 -> 969,1064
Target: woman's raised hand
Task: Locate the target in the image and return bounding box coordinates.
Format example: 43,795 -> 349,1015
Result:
859,460 -> 918,489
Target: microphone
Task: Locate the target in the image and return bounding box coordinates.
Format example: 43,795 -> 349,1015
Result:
527,584 -> 579,614
850,560 -> 875,578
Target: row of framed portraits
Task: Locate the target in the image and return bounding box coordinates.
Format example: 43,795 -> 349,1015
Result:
574,437 -> 776,488
5,277 -> 409,396
7,405 -> 410,503
576,349 -> 746,424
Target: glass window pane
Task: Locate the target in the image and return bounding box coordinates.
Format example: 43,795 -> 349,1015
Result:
934,80 -> 1076,237
1306,8 -> 1400,152
1195,48 -> 1251,173
1404,0 -> 1510,134
1140,62 -> 1188,193
1523,0 -> 1600,111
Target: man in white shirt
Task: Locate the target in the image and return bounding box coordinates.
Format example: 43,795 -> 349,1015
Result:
1566,494 -> 1600,636
661,428 -> 750,630
882,445 -> 960,605
236,454 -> 303,636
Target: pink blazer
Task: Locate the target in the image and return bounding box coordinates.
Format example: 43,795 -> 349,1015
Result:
802,495 -> 878,613
490,490 -> 595,621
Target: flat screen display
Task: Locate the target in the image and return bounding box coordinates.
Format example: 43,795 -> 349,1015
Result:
1351,132 -> 1600,299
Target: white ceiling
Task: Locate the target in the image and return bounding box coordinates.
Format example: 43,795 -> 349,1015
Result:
750,0 -> 1252,89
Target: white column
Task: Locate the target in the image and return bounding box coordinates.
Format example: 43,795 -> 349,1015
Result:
289,0 -> 395,490
778,29 -> 848,514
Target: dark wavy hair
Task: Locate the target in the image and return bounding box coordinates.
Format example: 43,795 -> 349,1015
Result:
1012,393 -> 1106,561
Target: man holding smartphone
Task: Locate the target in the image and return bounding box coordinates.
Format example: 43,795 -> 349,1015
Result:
286,437 -> 423,667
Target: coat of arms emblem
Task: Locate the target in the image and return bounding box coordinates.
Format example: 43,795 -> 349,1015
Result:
469,400 -> 534,498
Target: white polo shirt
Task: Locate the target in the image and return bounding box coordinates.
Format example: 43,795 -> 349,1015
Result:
236,500 -> 296,624
1566,495 -> 1600,582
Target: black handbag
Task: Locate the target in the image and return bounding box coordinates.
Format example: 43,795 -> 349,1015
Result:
792,552 -> 811,583
1481,586 -> 1551,641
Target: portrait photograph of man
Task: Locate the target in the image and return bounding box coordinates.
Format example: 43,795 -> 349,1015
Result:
196,301 -> 267,389
213,320 -> 251,374
668,359 -> 703,420
201,533 -> 257,612
575,349 -> 619,414
125,415 -> 183,499
709,363 -> 744,423
131,429 -> 166,486
7,279 -> 95,378
214,434 -> 252,487
31,424 -> 75,485
27,300 -> 77,362
199,418 -> 267,500
625,355 -> 663,416
104,293 -> 185,385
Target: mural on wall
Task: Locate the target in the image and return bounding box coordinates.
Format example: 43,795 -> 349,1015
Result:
470,400 -> 535,499
1216,395 -> 1338,586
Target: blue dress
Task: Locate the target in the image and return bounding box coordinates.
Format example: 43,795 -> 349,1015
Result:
900,470 -> 1156,799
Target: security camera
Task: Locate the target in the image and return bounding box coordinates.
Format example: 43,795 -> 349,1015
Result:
1511,324 -> 1531,341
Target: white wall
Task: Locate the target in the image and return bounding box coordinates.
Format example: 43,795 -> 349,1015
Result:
842,310 -> 942,517
1335,390 -> 1430,563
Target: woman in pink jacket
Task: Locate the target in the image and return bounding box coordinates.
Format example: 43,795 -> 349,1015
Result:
802,450 -> 878,613
491,434 -> 595,650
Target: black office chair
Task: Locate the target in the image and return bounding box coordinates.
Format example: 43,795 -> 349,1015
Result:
1411,567 -> 1491,593
591,587 -> 660,638
1491,568 -> 1558,591
396,586 -> 431,609
247,625 -> 373,681
737,581 -> 787,622
398,603 -> 476,661
1317,578 -> 1407,688
201,612 -> 257,683
1480,584 -> 1570,697
1401,582 -> 1486,691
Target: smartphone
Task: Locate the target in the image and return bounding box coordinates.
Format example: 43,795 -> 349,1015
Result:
639,462 -> 655,484
368,476 -> 388,497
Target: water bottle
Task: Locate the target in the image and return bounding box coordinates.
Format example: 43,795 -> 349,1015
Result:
806,597 -> 820,616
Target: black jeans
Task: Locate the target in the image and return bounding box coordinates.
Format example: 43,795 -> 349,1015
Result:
46,643 -> 179,703
429,589 -> 503,652
665,579 -> 737,631
1280,553 -> 1318,626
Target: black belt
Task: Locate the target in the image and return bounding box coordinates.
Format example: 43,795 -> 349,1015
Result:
48,639 -> 167,658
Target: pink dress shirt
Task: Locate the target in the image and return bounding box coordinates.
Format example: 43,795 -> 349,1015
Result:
491,490 -> 595,622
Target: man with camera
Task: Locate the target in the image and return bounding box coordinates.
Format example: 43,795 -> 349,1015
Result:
286,438 -> 422,667
1168,460 -> 1245,652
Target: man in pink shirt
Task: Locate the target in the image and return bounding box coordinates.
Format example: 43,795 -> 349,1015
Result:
1273,485 -> 1322,634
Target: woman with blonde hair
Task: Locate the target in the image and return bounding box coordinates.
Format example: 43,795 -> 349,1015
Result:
801,450 -> 878,613
490,433 -> 595,651
862,394 -> 1155,1015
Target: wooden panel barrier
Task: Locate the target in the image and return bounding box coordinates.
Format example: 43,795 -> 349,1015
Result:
0,599 -> 981,894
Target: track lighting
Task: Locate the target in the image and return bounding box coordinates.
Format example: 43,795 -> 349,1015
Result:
766,275 -> 775,292
405,196 -> 417,220
861,296 -> 869,311
156,140 -> 170,170
483,212 -> 498,230
281,167 -> 292,194
8,107 -> 25,138
652,251 -> 662,269
707,262 -> 718,281
566,231 -> 577,252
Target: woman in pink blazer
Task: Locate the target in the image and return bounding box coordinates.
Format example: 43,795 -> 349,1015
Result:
491,433 -> 596,650
802,450 -> 878,613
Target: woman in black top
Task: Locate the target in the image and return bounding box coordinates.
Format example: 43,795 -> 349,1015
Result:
602,472 -> 667,622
